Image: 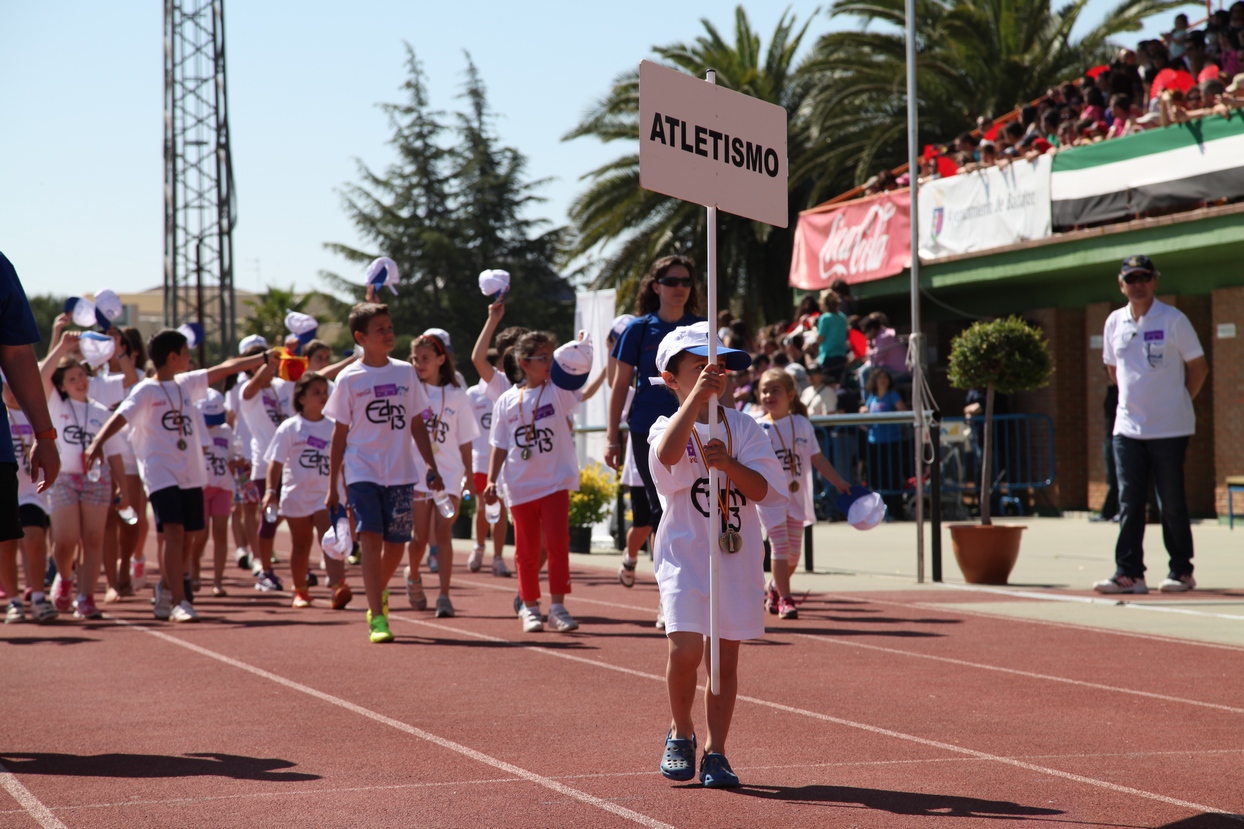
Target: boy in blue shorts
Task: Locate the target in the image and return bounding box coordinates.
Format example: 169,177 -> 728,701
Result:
325,302 -> 441,643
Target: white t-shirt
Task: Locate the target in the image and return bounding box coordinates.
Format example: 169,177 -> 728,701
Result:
323,358 -> 431,487
6,408 -> 49,511
239,377 -> 292,474
800,384 -> 838,416
647,408 -> 786,641
263,413 -> 339,518
1103,300 -> 1204,439
202,423 -> 234,491
88,373 -> 127,409
756,414 -> 820,527
467,381 -> 495,475
48,394 -> 123,475
116,369 -> 211,493
225,379 -> 254,454
414,380 -> 479,498
489,380 -> 580,507
484,370 -> 512,402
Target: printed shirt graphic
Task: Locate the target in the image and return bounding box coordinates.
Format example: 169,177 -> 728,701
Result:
239,377 -> 292,470
323,358 -> 430,487
7,407 -> 49,510
757,414 -> 820,526
412,380 -> 479,497
647,408 -> 786,641
1103,299 -> 1203,439
116,369 -> 211,493
264,414 -> 341,517
202,423 -> 235,491
467,381 -> 494,474
48,393 -> 124,475
488,381 -> 580,507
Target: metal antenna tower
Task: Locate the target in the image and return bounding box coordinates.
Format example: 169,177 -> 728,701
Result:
164,0 -> 236,360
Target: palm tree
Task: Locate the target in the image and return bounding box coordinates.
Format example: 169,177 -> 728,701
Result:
563,6 -> 817,323
799,0 -> 1188,188
241,286 -> 310,348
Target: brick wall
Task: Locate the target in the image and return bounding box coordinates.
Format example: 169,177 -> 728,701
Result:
1212,286 -> 1244,516
1173,294 -> 1216,516
1084,302 -> 1115,511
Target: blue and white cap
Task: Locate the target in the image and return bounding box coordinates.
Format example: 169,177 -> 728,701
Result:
478,269 -> 510,300
93,289 -> 123,326
177,322 -> 205,349
78,331 -> 116,369
366,257 -> 400,296
550,331 -> 593,391
197,388 -> 227,425
835,485 -> 886,531
650,321 -> 751,384
285,310 -> 318,354
321,514 -> 352,560
238,334 -> 267,354
610,314 -> 635,341
422,327 -> 451,352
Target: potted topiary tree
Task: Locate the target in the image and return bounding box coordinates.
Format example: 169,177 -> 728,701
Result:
568,462 -> 618,553
946,316 -> 1053,584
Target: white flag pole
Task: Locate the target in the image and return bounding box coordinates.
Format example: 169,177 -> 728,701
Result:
705,69 -> 721,697
905,0 -> 926,584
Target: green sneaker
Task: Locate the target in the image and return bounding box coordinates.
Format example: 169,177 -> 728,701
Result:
367,609 -> 394,643
382,588 -> 389,619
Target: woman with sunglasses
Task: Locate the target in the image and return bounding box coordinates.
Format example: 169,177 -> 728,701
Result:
605,256 -> 704,620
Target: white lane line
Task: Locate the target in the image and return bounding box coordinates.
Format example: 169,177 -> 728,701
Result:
116,621 -> 673,829
389,613 -> 1244,819
791,633 -> 1244,714
454,576 -> 657,614
938,582 -> 1244,621
0,762 -> 68,829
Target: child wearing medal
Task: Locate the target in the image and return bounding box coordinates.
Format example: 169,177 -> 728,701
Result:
404,333 -> 478,617
755,368 -> 850,619
648,321 -> 786,788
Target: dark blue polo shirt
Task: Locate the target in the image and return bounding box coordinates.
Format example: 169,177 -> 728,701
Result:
0,251 -> 42,465
611,311 -> 703,436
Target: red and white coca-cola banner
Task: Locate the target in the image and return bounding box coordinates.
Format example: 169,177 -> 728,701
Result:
788,189 -> 911,289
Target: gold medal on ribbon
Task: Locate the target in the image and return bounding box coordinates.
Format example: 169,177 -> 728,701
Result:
177,438 -> 188,451
521,448 -> 532,461
789,480 -> 800,493
719,529 -> 742,554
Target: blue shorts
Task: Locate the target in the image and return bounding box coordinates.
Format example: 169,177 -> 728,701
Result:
348,482 -> 414,544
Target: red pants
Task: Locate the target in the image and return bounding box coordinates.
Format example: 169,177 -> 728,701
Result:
510,490 -> 570,603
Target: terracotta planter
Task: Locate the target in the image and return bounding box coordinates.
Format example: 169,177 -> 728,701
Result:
948,524 -> 1026,584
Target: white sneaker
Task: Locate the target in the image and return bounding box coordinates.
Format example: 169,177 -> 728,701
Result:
131,557 -> 148,591
520,604 -> 543,633
618,557 -> 637,588
468,545 -> 484,573
234,547 -> 251,570
655,605 -> 666,630
5,600 -> 25,624
1159,574 -> 1196,592
428,550 -> 439,574
547,605 -> 579,632
492,557 -> 511,577
153,582 -> 173,620
251,557 -> 264,577
1092,574 -> 1149,594
170,601 -> 199,623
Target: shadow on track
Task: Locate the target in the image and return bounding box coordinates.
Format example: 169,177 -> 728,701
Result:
0,636 -> 99,646
0,752 -> 320,782
728,784 -> 1064,819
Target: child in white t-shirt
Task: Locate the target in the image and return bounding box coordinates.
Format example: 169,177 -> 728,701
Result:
755,368 -> 850,620
467,372 -> 510,577
89,329 -> 269,623
264,372 -> 349,609
482,331 -> 579,634
648,321 -> 785,788
192,389 -> 235,598
403,334 -> 479,617
225,343 -> 264,571
325,303 -> 440,644
240,353 -> 294,591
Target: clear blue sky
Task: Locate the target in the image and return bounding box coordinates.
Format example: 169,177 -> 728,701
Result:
0,1 -> 1201,301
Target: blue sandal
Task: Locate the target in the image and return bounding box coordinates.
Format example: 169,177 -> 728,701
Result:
660,730 -> 697,781
699,752 -> 740,788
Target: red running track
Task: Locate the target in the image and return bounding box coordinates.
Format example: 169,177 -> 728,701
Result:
2,548 -> 1243,828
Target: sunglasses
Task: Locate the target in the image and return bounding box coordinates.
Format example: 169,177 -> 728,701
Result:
1122,272 -> 1154,284
522,354 -> 551,363
657,276 -> 694,288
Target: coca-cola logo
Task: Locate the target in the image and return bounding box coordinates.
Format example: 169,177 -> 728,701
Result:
818,201 -> 897,280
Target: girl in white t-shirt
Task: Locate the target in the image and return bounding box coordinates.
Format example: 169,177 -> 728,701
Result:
241,353 -> 294,590
648,322 -> 785,788
754,368 -> 850,620
192,389 -> 235,598
404,335 -> 479,618
483,331 -> 580,634
262,372 -> 348,609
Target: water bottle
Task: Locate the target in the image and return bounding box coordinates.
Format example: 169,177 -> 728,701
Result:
432,490 -> 455,519
86,458 -> 102,483
485,499 -> 501,525
117,506 -> 138,525
264,503 -> 279,524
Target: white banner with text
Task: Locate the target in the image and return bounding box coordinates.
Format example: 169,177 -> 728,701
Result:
917,156 -> 1052,261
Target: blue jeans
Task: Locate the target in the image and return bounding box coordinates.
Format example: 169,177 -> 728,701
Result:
1113,435 -> 1193,579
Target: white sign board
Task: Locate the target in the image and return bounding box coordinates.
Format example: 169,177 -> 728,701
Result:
1218,323 -> 1237,339
917,155 -> 1052,260
638,60 -> 788,227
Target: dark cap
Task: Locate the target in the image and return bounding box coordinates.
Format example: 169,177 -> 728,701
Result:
1120,254 -> 1157,276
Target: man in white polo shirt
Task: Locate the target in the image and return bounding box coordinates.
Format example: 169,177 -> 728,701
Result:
1095,255 -> 1209,594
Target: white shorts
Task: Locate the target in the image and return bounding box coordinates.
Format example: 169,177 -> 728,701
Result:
278,485 -> 329,519
655,543 -> 766,641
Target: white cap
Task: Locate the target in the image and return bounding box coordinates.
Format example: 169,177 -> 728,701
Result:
366,257 -> 400,295
610,314 -> 636,340
285,310 -> 319,354
78,331 -> 115,369
321,514 -> 353,560
239,334 -> 267,354
478,269 -> 510,298
64,297 -> 99,329
177,322 -> 205,349
836,485 -> 887,530
550,331 -> 593,391
93,289 -> 123,325
650,321 -> 751,384
422,327 -> 452,352
197,388 -> 227,423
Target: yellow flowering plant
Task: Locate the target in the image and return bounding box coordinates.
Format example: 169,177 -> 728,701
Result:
569,462 -> 619,527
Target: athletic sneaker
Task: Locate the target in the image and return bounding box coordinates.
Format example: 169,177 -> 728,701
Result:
5,600 -> 25,624
468,545 -> 484,573
520,603 -> 544,633
547,605 -> 579,632
492,556 -> 511,577
30,597 -> 57,624
427,549 -> 439,574
513,593 -> 524,617
153,583 -> 173,620
131,557 -> 148,591
212,585 -> 228,598
618,557 -> 637,588
255,571 -> 283,592
170,600 -> 199,623
777,596 -> 799,620
347,547 -> 361,566
367,609 -> 394,643
234,547 -> 251,570
306,570 -> 318,588
50,574 -> 72,613
331,582 -> 353,610
73,595 -> 103,620
1092,574 -> 1149,594
1159,574 -> 1196,593
291,589 -> 313,608
251,558 -> 264,577
699,752 -> 740,788
435,595 -> 455,618
382,588 -> 390,619
655,605 -> 666,630
765,580 -> 779,614
404,567 -> 427,611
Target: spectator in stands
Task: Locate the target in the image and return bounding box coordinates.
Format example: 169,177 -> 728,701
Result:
860,312 -> 907,384
1217,30 -> 1241,78
1107,94 -> 1138,138
816,289 -> 849,384
954,132 -> 979,162
829,278 -> 859,318
1095,254 -> 1209,595
801,364 -> 838,417
1201,77 -> 1227,109
1158,88 -> 1189,125
772,351 -> 808,395
1164,13 -> 1190,62
1041,109 -> 1061,144
725,319 -> 751,352
999,121 -> 1025,155
1083,87 -> 1106,122
976,140 -> 999,168
1056,119 -> 1078,149
1231,1 -> 1244,37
